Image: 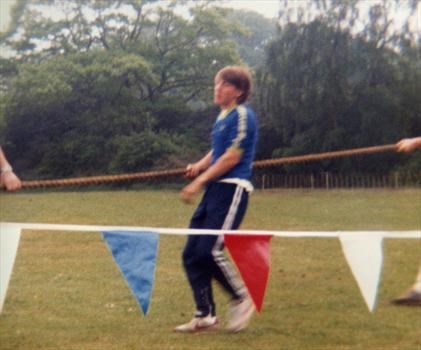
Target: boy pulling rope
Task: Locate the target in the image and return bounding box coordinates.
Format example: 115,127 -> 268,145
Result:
2,143 -> 398,190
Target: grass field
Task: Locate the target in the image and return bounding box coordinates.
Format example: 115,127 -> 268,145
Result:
0,189 -> 420,350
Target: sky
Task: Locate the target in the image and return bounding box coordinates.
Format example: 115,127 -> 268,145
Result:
219,0 -> 280,18
0,0 -> 419,36
0,0 -> 15,31
0,0 -> 282,57
1,0 -> 281,32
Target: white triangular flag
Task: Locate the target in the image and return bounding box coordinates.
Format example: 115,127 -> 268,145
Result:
339,233 -> 384,312
0,223 -> 22,313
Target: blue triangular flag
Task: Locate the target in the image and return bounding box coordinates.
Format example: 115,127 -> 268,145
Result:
102,230 -> 159,315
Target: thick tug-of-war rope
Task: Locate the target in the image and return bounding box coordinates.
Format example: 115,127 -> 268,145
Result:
13,144 -> 397,189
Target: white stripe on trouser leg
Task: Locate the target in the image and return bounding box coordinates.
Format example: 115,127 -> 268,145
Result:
212,185 -> 246,297
222,185 -> 243,231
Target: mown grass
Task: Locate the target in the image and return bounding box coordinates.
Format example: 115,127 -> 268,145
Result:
0,189 -> 420,350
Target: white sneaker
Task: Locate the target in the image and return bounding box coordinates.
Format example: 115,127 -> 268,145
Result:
226,297 -> 255,332
174,315 -> 219,333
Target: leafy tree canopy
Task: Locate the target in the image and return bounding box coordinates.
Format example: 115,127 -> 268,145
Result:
1,0 -> 246,178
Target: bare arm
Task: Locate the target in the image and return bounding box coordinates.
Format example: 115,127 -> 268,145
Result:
194,149 -> 241,184
396,137 -> 421,153
181,148 -> 242,203
184,151 -> 213,179
0,147 -> 22,191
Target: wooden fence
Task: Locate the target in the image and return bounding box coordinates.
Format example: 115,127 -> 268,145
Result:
253,172 -> 421,190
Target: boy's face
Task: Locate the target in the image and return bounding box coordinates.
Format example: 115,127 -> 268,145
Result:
214,76 -> 242,109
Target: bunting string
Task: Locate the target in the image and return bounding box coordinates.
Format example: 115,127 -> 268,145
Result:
1,222 -> 419,315
2,222 -> 419,238
12,143 -> 397,189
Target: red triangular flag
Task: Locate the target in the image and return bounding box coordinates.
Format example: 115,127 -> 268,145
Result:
224,234 -> 272,312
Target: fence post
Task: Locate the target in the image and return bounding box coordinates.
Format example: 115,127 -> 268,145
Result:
325,172 -> 330,190
394,172 -> 399,188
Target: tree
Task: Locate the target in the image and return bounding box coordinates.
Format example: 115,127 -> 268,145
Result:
1,1 -> 245,178
226,9 -> 277,68
256,0 -> 420,172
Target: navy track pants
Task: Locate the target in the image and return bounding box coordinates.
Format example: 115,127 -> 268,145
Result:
182,182 -> 248,317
